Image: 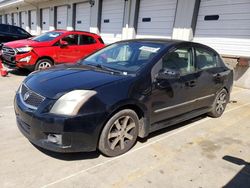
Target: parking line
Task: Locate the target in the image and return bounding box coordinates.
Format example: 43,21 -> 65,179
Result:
41,101 -> 250,188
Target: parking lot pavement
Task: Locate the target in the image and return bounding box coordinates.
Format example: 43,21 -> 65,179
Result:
1,72 -> 250,188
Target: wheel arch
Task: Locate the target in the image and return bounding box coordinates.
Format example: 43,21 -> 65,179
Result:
36,56 -> 54,65
99,102 -> 150,140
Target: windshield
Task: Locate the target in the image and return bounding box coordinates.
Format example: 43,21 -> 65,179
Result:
32,31 -> 63,42
81,41 -> 165,74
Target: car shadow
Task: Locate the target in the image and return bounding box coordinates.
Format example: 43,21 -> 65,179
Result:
138,114 -> 207,143
31,143 -> 101,161
8,68 -> 30,76
222,155 -> 250,187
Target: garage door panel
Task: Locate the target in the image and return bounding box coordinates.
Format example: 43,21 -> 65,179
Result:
20,11 -> 28,30
42,8 -> 50,33
200,0 -> 250,7
195,30 -> 250,38
100,0 -> 124,44
198,4 -> 250,15
13,13 -> 18,26
197,13 -> 250,21
30,10 -> 37,35
7,14 -> 11,25
57,6 -> 68,29
75,2 -> 90,31
196,21 -> 250,30
194,0 -> 250,57
136,0 -> 177,38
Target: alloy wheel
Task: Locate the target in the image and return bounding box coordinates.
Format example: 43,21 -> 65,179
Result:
38,61 -> 52,69
216,92 -> 227,114
107,116 -> 136,151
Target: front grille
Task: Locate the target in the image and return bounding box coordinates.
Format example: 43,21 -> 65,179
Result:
2,46 -> 16,56
2,46 -> 16,65
20,84 -> 45,109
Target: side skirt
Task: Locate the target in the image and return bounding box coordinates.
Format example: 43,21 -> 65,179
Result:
149,107 -> 211,133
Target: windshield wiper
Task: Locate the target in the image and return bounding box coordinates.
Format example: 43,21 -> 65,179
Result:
86,64 -> 125,75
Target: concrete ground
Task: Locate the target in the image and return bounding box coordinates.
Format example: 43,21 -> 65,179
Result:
1,70 -> 250,188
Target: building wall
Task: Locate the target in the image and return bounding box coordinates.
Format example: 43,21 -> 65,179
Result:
0,0 -> 249,59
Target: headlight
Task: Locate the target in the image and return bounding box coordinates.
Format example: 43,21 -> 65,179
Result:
50,90 -> 97,116
16,46 -> 33,53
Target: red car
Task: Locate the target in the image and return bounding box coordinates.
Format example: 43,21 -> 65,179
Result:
1,30 -> 105,71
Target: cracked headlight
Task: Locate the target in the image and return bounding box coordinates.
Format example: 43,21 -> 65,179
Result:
50,90 -> 97,116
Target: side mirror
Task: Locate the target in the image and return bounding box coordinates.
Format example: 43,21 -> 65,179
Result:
156,68 -> 180,80
60,40 -> 68,47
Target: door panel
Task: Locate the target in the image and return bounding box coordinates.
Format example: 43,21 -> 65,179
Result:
55,34 -> 79,63
150,47 -> 198,124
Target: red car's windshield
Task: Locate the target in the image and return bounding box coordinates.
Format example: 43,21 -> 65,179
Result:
32,31 -> 63,42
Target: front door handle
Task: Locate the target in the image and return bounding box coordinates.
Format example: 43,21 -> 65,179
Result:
185,80 -> 196,87
213,73 -> 223,82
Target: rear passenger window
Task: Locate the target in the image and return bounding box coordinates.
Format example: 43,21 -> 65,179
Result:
79,35 -> 96,45
195,47 -> 219,70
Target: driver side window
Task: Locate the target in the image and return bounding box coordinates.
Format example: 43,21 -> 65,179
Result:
151,47 -> 195,80
162,47 -> 194,75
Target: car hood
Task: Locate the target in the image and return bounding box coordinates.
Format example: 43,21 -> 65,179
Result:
4,39 -> 52,48
25,64 -> 127,99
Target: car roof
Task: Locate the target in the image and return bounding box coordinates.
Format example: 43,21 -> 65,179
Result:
53,30 -> 100,37
117,38 -> 218,54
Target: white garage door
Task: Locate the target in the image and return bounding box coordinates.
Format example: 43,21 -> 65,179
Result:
20,11 -> 28,30
41,8 -> 50,33
75,2 -> 90,31
56,6 -> 68,29
30,10 -> 37,35
194,0 -> 250,57
136,0 -> 177,38
7,14 -> 12,25
13,13 -> 18,26
100,0 -> 125,44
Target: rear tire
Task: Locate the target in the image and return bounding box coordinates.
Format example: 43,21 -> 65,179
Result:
98,109 -> 139,157
208,89 -> 228,118
35,59 -> 53,71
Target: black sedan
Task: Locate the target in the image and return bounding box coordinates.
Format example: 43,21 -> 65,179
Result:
15,39 -> 233,157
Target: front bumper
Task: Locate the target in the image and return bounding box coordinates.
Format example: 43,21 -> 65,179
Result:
14,93 -> 106,153
1,52 -> 37,70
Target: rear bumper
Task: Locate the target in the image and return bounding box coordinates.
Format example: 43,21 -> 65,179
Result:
14,93 -> 106,153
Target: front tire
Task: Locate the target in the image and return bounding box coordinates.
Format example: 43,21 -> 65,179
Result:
208,89 -> 228,118
98,109 -> 139,157
35,58 -> 53,71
